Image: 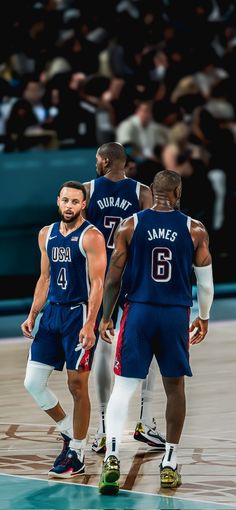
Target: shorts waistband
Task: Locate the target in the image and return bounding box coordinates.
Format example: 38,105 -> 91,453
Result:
49,301 -> 85,307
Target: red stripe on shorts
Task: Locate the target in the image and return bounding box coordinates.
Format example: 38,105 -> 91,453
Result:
79,350 -> 91,371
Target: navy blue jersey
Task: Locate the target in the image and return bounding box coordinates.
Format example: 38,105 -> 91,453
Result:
86,176 -> 141,264
46,220 -> 93,304
127,209 -> 194,306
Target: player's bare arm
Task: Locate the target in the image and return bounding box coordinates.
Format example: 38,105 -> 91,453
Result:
79,227 -> 107,350
190,220 -> 214,345
21,226 -> 51,339
99,216 -> 134,343
139,183 -> 153,210
191,220 -> 212,267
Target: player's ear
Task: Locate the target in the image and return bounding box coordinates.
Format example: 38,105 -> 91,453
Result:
174,184 -> 181,200
57,196 -> 60,206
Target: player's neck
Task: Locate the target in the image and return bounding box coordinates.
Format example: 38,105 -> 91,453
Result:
104,169 -> 126,181
152,194 -> 175,211
60,217 -> 85,235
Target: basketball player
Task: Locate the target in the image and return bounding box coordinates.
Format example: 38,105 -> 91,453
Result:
98,169 -> 214,493
83,142 -> 165,453
21,181 -> 106,478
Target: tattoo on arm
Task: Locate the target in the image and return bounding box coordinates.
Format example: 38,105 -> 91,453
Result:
110,251 -> 126,270
201,255 -> 211,266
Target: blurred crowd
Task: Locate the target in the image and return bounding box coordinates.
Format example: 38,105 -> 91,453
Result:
1,0 -> 236,281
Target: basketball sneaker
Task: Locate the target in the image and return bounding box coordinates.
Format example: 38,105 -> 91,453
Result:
133,419 -> 166,449
53,433 -> 71,467
99,455 -> 120,495
48,449 -> 85,478
160,463 -> 182,488
91,432 -> 106,454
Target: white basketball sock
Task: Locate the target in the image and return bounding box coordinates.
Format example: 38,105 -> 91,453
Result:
56,414 -> 73,439
140,357 -> 157,426
70,439 -> 86,461
162,442 -> 178,469
105,375 -> 140,460
93,336 -> 114,434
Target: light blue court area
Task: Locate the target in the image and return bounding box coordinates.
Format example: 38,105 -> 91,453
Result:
0,475 -> 233,510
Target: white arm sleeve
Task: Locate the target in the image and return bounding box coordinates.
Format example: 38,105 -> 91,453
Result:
193,264 -> 214,320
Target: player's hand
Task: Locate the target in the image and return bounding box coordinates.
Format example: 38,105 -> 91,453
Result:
99,318 -> 115,344
189,316 -> 208,345
21,317 -> 35,339
78,321 -> 96,350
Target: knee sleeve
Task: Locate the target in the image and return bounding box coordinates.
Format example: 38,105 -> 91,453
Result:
24,360 -> 58,411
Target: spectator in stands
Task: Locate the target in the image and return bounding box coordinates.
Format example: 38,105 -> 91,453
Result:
116,101 -> 169,158
76,75 -> 115,148
4,98 -> 40,152
161,142 -> 215,234
135,143 -> 164,187
124,154 -> 137,179
22,75 -> 47,124
4,97 -> 58,152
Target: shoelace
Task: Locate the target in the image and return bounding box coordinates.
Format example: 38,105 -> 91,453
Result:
105,456 -> 120,469
59,451 -> 74,466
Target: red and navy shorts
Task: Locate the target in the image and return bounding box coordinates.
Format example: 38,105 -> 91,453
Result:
29,302 -> 98,371
114,301 -> 192,379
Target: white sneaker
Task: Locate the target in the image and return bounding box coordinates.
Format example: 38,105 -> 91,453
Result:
91,433 -> 106,454
134,419 -> 165,449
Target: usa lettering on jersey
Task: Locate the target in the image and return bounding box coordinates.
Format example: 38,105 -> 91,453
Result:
51,247 -> 72,262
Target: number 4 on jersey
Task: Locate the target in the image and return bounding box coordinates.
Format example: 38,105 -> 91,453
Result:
57,267 -> 68,289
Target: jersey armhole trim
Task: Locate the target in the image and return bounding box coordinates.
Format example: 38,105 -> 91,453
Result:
45,224 -> 54,250
79,224 -> 94,257
187,216 -> 192,232
90,179 -> 95,198
136,181 -> 141,199
133,213 -> 138,230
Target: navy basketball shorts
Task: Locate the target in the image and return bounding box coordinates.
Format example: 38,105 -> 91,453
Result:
29,302 -> 98,371
114,302 -> 192,378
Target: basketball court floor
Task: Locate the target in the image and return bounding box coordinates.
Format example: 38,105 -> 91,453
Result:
0,298 -> 235,510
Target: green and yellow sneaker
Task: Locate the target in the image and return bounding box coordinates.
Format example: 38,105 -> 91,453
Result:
99,455 -> 120,495
160,464 -> 182,489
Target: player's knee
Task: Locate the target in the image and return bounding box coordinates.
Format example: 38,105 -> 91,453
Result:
24,364 -> 58,410
68,378 -> 88,401
24,372 -> 40,396
24,375 -> 57,409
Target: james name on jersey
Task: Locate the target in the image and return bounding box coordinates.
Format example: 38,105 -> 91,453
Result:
147,228 -> 178,242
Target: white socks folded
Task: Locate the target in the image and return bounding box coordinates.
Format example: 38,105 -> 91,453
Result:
162,442 -> 178,470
